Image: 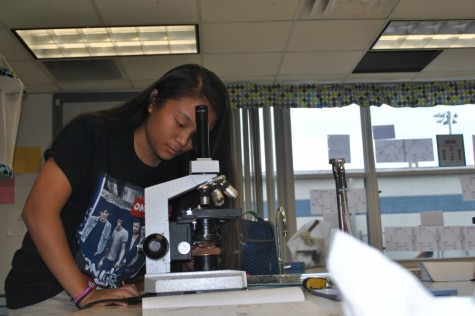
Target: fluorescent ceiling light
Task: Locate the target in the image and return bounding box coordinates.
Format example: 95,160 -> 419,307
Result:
372,20 -> 475,50
14,25 -> 199,59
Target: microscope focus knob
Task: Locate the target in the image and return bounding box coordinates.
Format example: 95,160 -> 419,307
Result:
143,233 -> 169,260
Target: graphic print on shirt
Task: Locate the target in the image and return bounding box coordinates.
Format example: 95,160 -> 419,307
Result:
76,172 -> 146,288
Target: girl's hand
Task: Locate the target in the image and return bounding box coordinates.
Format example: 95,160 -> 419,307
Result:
78,284 -> 140,309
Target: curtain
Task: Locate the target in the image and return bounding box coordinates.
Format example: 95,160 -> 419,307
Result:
227,80 -> 475,109
0,63 -> 25,180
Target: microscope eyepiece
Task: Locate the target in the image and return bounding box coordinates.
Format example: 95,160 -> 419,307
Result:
195,105 -> 210,158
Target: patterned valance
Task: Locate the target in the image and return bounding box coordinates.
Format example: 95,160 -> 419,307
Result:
227,80 -> 475,109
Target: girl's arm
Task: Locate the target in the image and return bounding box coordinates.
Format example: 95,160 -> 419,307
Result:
23,158 -> 139,308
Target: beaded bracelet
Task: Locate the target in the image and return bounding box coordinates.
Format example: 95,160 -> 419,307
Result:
73,281 -> 95,306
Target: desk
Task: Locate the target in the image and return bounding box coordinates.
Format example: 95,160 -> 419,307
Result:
68,288 -> 342,316
69,281 -> 474,316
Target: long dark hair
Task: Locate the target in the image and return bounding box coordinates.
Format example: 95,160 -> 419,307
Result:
73,64 -> 237,208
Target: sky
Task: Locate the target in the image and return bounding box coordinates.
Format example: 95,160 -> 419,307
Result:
290,103 -> 475,171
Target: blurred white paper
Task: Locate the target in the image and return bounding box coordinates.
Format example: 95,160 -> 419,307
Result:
328,231 -> 475,316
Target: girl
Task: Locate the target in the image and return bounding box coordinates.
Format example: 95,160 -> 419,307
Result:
5,64 -> 236,315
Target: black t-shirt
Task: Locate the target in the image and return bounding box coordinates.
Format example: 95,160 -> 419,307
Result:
5,116 -> 181,309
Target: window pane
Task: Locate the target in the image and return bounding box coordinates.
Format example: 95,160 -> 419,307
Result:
380,174 -> 475,260
372,104 -> 475,260
371,104 -> 475,169
295,178 -> 369,243
291,104 -> 364,172
291,105 -> 368,247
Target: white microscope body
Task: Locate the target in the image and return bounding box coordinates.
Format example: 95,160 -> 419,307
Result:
142,106 -> 246,295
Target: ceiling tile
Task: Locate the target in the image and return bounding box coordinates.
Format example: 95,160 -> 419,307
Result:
201,22 -> 292,53
201,0 -> 300,22
423,49 -> 475,72
288,20 -> 385,51
120,55 -> 201,80
0,29 -> 32,61
42,59 -> 123,81
392,0 -> 475,19
203,53 -> 282,77
8,61 -> 54,85
300,0 -> 399,19
95,0 -> 198,25
280,51 -> 364,75
0,0 -> 100,28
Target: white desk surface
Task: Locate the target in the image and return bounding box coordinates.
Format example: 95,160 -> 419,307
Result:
69,281 -> 475,316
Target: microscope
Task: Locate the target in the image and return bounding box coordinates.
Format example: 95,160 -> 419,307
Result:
143,105 -> 246,295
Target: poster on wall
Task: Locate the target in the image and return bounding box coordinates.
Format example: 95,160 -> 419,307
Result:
460,175 -> 475,201
436,134 -> 465,167
327,134 -> 351,163
375,138 -> 433,163
0,177 -> 15,204
13,146 -> 42,174
372,125 -> 395,140
310,188 -> 367,215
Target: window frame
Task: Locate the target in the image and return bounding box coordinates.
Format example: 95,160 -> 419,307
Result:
235,104 -> 475,265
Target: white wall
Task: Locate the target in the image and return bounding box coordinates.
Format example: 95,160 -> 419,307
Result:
0,93 -> 52,294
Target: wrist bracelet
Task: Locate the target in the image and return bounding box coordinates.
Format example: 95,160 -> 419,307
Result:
73,281 -> 95,305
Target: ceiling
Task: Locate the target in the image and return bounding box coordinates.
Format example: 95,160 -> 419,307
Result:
1,0 -> 475,94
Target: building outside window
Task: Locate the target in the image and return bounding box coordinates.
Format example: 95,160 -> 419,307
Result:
289,103 -> 475,261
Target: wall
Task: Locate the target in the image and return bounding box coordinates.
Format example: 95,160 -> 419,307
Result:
0,94 -> 52,294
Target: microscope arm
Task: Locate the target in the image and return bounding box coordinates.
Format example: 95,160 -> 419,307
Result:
144,173 -> 216,274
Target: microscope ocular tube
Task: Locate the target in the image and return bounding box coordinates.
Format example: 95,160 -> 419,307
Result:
195,104 -> 210,158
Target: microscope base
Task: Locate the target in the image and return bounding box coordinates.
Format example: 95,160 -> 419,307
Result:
144,270 -> 247,294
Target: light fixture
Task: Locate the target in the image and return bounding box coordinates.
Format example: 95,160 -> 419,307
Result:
372,20 -> 475,50
13,25 -> 199,59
